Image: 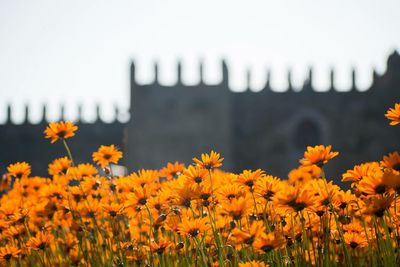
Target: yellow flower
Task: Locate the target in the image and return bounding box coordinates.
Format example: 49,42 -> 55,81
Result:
44,121 -> 78,143
92,145 -> 123,168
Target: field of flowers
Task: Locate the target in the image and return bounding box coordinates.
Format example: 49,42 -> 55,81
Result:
1,104 -> 400,266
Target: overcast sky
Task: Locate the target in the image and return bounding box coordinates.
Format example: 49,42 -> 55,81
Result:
0,0 -> 399,123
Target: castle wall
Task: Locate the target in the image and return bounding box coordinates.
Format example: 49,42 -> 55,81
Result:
127,81 -> 233,170
2,52 -> 400,181
232,55 -> 400,181
0,119 -> 126,176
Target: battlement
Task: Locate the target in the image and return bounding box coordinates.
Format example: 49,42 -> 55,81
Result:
130,50 -> 400,93
2,51 -> 400,180
1,103 -> 128,125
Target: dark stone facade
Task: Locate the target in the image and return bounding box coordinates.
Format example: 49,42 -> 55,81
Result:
1,51 -> 400,182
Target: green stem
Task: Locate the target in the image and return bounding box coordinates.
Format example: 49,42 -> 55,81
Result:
62,139 -> 75,166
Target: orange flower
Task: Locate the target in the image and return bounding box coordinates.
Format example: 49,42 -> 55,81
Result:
221,196 -> 253,220
7,162 -> 31,179
342,162 -> 380,182
92,145 -> 123,168
0,244 -> 21,261
385,103 -> 400,125
102,203 -> 125,217
231,221 -> 265,245
344,232 -> 368,249
44,121 -> 78,143
300,145 -> 339,167
177,217 -> 210,238
160,162 -> 185,180
48,157 -> 71,176
356,170 -> 387,195
380,152 -> 400,172
183,165 -> 208,185
192,150 -> 224,170
236,169 -> 265,190
274,186 -> 318,213
253,232 -> 286,253
26,232 -> 53,250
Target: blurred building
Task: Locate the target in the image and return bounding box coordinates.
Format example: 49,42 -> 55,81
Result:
1,51 -> 400,181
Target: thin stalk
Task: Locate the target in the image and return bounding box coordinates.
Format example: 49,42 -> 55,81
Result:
62,139 -> 75,166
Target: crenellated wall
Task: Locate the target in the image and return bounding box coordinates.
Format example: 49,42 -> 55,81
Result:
1,51 -> 400,181
127,51 -> 400,182
0,104 -> 127,176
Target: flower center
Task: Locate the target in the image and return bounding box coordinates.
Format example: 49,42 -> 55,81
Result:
261,245 -> 273,253
57,130 -> 66,138
349,241 -> 359,249
188,229 -> 199,238
375,184 -> 386,194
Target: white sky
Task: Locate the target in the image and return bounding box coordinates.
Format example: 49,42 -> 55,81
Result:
0,0 -> 399,123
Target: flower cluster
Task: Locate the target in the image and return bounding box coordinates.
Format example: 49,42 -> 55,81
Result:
0,103 -> 399,266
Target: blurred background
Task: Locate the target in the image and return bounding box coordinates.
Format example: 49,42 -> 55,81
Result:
1,0 -> 400,182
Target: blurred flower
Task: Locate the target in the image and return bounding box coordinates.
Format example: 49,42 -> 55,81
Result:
385,103 -> 400,125
253,232 -> 286,253
26,232 -> 53,250
0,244 -> 21,261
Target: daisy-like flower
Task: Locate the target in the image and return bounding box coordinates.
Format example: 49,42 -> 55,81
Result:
221,196 -> 253,220
183,165 -> 208,185
362,194 -> 394,217
0,244 -> 21,261
7,162 -> 31,179
48,157 -> 71,176
231,221 -> 265,245
26,231 -> 53,250
149,237 -> 172,254
343,232 -> 368,249
356,170 -> 387,195
192,150 -> 224,170
160,162 -> 185,180
385,103 -> 400,125
342,162 -> 380,182
273,186 -> 318,213
254,175 -> 283,202
102,203 -> 125,217
92,145 -> 123,168
177,217 -> 210,238
380,151 -> 400,172
236,169 -> 265,190
44,121 -> 78,143
253,232 -> 286,253
300,145 -> 339,167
